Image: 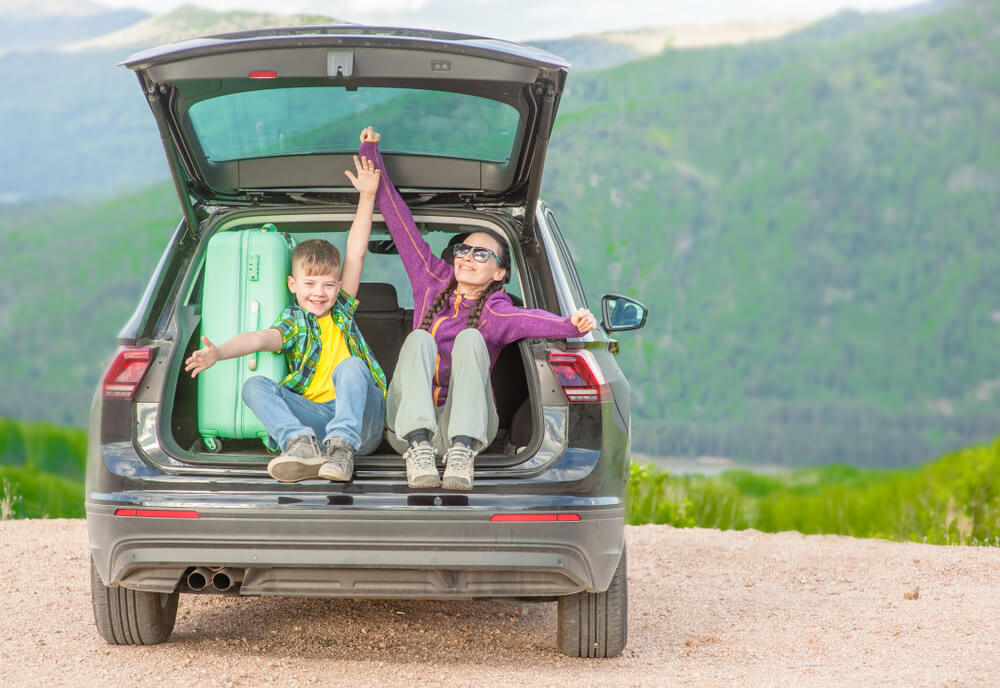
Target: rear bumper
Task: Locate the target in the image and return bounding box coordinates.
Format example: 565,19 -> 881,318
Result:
87,500 -> 625,598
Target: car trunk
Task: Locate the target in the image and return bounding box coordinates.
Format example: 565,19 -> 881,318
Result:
121,26 -> 573,476
155,206 -> 559,474
123,26 -> 568,243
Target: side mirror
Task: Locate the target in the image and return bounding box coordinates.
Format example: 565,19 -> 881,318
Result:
601,294 -> 648,332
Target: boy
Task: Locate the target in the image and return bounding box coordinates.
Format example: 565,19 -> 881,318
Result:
184,136 -> 387,482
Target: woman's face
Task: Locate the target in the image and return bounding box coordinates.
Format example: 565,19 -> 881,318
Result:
452,231 -> 507,293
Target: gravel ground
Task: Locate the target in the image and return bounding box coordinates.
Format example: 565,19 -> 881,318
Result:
2,519 -> 999,687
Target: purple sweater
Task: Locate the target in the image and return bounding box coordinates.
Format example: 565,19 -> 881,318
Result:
362,140 -> 584,406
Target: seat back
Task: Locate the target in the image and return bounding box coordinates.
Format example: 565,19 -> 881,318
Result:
354,282 -> 410,383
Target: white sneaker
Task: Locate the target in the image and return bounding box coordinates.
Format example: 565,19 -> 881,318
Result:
442,443 -> 476,491
404,441 -> 440,489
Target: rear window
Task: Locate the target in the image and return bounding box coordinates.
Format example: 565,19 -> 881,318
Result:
187,86 -> 521,164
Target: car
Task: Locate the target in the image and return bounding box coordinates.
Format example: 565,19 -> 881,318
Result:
86,25 -> 648,658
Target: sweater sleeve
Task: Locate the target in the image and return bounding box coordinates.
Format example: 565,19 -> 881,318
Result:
361,140 -> 452,294
480,293 -> 585,348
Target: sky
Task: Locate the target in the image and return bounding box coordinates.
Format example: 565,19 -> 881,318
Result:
95,0 -> 925,42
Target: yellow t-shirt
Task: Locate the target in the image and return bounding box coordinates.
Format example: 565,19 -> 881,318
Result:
302,314 -> 352,403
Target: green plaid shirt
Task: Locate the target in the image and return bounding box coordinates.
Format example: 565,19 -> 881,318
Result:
272,292 -> 387,398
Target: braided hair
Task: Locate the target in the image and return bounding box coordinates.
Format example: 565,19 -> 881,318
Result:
419,230 -> 510,331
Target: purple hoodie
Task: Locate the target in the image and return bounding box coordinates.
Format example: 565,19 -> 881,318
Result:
362,140 -> 584,407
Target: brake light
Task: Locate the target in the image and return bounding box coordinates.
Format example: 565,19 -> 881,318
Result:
490,513 -> 581,522
249,70 -> 278,78
102,347 -> 153,399
548,350 -> 612,403
115,509 -> 200,518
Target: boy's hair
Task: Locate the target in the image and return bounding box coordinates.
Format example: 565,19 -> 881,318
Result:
292,239 -> 341,276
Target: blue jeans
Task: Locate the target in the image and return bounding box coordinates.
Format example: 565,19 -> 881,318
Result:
241,357 -> 385,455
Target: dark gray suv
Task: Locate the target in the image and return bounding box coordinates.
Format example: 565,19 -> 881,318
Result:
87,26 -> 647,658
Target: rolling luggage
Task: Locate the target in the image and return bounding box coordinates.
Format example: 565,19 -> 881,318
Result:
197,224 -> 294,452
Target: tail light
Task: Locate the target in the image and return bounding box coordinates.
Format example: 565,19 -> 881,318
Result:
490,513 -> 581,522
102,347 -> 153,399
548,350 -> 612,403
115,509 -> 200,518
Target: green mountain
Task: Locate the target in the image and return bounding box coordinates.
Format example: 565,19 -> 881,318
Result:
0,184 -> 179,424
1,0 -> 997,469
544,0 -> 1000,465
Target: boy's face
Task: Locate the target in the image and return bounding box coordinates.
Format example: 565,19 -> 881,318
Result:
287,262 -> 341,318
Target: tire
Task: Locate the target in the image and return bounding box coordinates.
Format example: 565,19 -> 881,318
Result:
90,557 -> 178,645
557,546 -> 628,658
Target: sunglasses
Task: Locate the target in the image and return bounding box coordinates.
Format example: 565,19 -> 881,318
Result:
453,243 -> 503,265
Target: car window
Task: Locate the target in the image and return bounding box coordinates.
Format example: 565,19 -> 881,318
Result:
544,210 -> 589,310
187,87 -> 521,164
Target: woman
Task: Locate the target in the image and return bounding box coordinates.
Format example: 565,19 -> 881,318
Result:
360,127 -> 596,490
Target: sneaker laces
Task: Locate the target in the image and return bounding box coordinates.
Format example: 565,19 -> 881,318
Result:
288,435 -> 321,457
445,444 -> 475,471
407,442 -> 436,472
325,438 -> 355,468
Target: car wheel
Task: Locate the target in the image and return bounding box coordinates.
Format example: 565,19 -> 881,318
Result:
557,546 -> 628,658
90,557 -> 178,645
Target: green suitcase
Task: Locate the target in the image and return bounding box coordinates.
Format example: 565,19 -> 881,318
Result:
197,224 -> 294,452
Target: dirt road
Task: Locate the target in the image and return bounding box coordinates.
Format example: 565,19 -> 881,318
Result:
2,520 -> 998,687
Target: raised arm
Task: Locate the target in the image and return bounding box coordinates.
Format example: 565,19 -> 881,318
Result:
360,136 -> 452,291
339,138 -> 381,298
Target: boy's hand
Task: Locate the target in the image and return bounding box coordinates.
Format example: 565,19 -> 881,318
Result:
184,336 -> 218,377
344,154 -> 380,195
360,126 -> 380,143
571,308 -> 597,334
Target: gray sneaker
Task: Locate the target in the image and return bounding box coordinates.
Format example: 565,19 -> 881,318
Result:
442,443 -> 476,491
267,434 -> 324,483
404,441 -> 440,489
318,436 -> 355,482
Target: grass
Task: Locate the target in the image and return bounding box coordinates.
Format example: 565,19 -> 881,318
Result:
0,466 -> 84,520
627,437 -> 1000,545
2,411 -> 997,545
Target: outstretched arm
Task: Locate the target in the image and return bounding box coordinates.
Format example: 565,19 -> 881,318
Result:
482,299 -> 596,348
340,130 -> 381,298
184,329 -> 282,377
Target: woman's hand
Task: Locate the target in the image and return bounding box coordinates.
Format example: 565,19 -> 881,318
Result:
571,307 -> 597,334
184,336 -> 218,378
345,154 -> 380,195
360,126 -> 380,143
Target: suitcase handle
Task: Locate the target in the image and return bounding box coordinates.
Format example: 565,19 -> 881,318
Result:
249,300 -> 260,371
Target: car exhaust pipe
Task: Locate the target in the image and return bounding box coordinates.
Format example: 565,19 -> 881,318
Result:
211,567 -> 244,592
186,567 -> 212,591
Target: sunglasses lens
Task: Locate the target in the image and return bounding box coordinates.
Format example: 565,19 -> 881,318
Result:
454,244 -> 493,263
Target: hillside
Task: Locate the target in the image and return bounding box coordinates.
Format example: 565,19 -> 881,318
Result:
66,4 -> 345,51
0,6 -> 147,52
0,183 -> 179,424
529,20 -> 810,71
544,0 -> 1000,465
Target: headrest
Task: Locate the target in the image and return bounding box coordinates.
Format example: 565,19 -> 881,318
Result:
356,282 -> 399,312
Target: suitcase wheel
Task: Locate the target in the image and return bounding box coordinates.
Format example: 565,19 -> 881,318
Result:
202,436 -> 223,453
